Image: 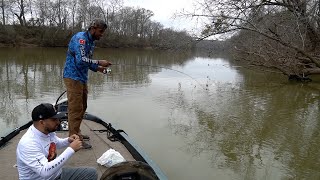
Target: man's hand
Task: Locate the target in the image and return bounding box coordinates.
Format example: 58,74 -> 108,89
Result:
98,60 -> 112,67
68,134 -> 80,143
97,66 -> 107,73
69,139 -> 83,152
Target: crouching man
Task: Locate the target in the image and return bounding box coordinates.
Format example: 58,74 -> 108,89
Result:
16,103 -> 97,180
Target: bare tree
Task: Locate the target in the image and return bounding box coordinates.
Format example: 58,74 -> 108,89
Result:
9,0 -> 28,26
92,0 -> 123,27
0,0 -> 5,25
0,0 -> 193,49
69,0 -> 77,30
50,0 -> 69,28
77,0 -> 89,29
181,0 -> 320,80
57,0 -> 62,26
34,0 -> 47,26
136,8 -> 154,39
147,21 -> 163,42
27,0 -> 36,26
87,5 -> 104,23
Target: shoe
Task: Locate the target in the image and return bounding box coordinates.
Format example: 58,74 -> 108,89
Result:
82,135 -> 90,140
82,142 -> 92,149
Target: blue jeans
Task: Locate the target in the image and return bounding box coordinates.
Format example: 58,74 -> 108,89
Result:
58,167 -> 97,180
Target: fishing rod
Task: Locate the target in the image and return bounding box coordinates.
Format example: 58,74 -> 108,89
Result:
104,63 -> 208,90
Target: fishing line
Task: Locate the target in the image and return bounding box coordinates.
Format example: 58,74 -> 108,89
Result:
107,63 -> 208,90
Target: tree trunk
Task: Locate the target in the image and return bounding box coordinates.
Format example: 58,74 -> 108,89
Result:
58,0 -> 61,26
296,1 -> 320,51
302,68 -> 320,75
14,13 -> 24,26
15,0 -> 26,26
21,0 -> 26,26
1,0 -> 4,25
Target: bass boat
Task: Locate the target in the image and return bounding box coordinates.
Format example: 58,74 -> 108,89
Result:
0,91 -> 167,180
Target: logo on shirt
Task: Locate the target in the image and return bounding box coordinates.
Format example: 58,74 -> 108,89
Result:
79,39 -> 86,45
47,142 -> 57,162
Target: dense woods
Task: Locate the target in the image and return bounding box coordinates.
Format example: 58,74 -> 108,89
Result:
0,0 -> 193,49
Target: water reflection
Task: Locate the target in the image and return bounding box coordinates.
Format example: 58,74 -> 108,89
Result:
165,64 -> 320,179
0,47 -> 195,133
89,48 -> 195,96
0,47 -> 319,179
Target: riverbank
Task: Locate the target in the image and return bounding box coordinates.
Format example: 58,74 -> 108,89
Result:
0,25 -> 195,50
0,42 -> 40,48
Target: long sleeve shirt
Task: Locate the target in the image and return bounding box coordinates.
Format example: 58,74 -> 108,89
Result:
63,31 -> 99,84
16,125 -> 74,180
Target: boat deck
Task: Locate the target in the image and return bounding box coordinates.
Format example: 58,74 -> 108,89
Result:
0,119 -> 135,179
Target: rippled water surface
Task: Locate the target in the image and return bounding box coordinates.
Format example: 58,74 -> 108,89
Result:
0,47 -> 320,180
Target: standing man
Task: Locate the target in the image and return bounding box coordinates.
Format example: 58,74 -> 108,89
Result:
63,19 -> 112,149
16,103 -> 98,180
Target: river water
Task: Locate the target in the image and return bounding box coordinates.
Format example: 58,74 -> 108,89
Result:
0,47 -> 319,180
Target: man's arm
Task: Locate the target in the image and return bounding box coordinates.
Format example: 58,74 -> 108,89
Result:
89,60 -> 112,73
55,137 -> 70,149
72,36 -> 99,72
18,141 -> 74,179
70,35 -> 112,72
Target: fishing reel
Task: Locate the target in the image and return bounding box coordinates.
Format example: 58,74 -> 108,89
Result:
103,67 -> 112,74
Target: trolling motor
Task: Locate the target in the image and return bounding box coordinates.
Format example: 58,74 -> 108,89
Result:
54,91 -> 69,131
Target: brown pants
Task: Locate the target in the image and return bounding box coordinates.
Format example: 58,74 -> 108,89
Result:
64,78 -> 88,139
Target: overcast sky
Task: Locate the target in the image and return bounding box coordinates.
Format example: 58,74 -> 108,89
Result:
123,0 -> 198,32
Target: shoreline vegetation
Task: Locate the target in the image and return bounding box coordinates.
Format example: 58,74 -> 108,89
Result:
0,24 -> 195,50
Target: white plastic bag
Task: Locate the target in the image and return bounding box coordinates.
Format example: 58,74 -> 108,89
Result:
97,148 -> 126,167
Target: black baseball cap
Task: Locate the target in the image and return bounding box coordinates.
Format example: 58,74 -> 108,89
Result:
32,103 -> 65,121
